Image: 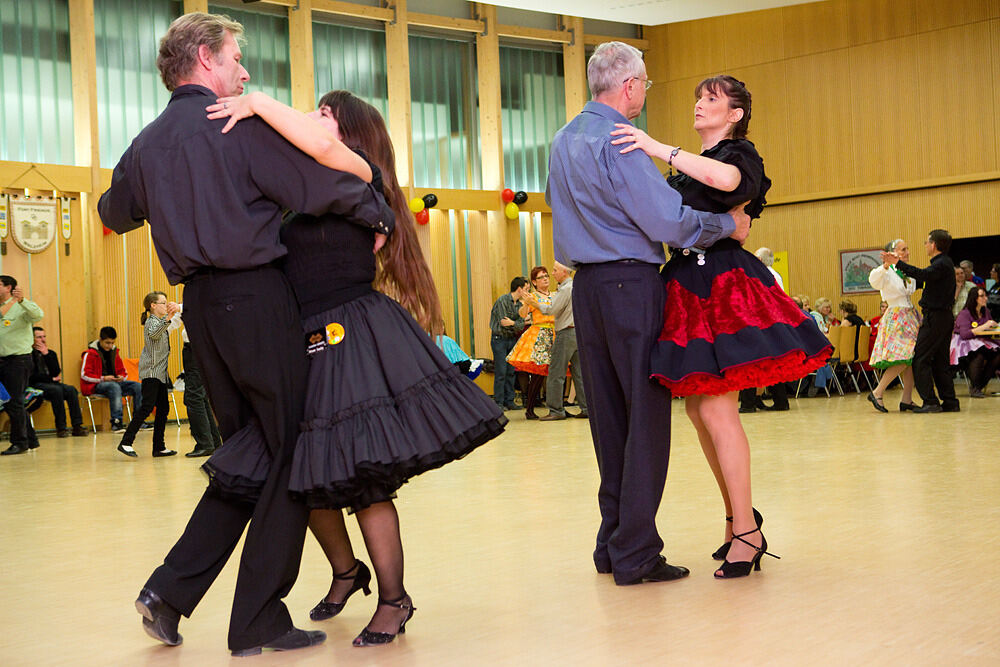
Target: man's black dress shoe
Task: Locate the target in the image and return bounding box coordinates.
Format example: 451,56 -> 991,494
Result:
185,447 -> 214,457
616,555 -> 690,585
572,411 -> 590,419
738,406 -> 756,414
152,449 -> 178,457
28,440 -> 40,449
231,628 -> 327,657
942,404 -> 961,412
538,412 -> 566,421
1,444 -> 28,455
135,588 -> 182,646
57,429 -> 71,438
72,425 -> 89,436
912,404 -> 942,413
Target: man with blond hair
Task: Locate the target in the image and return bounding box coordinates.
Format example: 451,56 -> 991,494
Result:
546,41 -> 750,586
99,12 -> 392,656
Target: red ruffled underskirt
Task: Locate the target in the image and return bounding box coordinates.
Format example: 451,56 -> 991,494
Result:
660,269 -> 811,345
653,347 -> 832,397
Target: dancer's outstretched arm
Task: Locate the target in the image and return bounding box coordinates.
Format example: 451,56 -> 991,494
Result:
610,124 -> 741,192
207,91 -> 372,182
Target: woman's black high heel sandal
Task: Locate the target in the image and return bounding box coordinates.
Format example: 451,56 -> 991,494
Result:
352,594 -> 416,647
712,508 -> 764,561
309,559 -> 372,621
714,527 -> 780,579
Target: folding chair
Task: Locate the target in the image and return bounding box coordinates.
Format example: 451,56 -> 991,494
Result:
83,393 -> 133,432
798,326 -> 845,397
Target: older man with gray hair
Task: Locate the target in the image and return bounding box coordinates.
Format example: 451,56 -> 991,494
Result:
99,11 -> 391,656
546,41 -> 750,586
755,247 -> 784,291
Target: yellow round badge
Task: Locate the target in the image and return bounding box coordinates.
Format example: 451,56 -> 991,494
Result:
326,322 -> 345,345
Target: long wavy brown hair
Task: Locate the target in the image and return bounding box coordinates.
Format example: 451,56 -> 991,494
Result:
318,90 -> 444,335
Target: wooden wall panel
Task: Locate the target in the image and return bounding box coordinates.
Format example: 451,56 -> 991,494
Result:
751,181 -> 997,322
912,0 -> 999,34
721,7 -> 785,70
728,61 -> 789,199
994,20 -> 1000,155
848,36 -> 922,187
662,16 -> 728,82
782,51 -> 854,195
917,22 -> 997,178
780,0 -> 849,60
845,0 -> 917,46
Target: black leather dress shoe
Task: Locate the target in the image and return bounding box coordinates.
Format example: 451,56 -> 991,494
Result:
135,588 -> 182,646
538,412 -> 566,421
185,447 -> 214,457
616,555 -> 690,585
572,411 -> 590,419
28,440 -> 40,449
72,425 -> 90,436
152,449 -> 178,457
912,404 -> 942,413
738,406 -> 756,414
1,444 -> 28,455
231,628 -> 327,657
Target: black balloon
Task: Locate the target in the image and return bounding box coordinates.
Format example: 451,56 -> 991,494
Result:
422,193 -> 438,208
513,190 -> 527,205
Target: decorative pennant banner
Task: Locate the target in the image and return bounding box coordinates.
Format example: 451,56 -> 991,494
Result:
9,195 -> 57,253
61,197 -> 72,240
0,194 -> 8,238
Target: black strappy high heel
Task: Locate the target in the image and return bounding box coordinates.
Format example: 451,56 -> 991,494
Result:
309,559 -> 372,621
712,507 -> 763,561
714,527 -> 780,579
352,594 -> 416,647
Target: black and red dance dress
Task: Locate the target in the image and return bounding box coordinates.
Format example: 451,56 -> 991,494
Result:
649,139 -> 832,396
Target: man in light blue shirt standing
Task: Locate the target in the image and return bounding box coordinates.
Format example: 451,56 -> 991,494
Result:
546,41 -> 750,586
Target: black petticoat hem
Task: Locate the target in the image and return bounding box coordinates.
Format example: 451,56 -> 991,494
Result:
290,364 -> 507,511
293,415 -> 507,512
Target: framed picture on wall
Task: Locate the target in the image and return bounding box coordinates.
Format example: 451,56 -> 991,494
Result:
840,249 -> 882,294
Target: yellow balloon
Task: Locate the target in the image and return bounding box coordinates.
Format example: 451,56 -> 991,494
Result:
409,197 -> 425,213
504,202 -> 520,219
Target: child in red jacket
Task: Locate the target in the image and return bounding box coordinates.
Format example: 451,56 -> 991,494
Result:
80,326 -> 142,432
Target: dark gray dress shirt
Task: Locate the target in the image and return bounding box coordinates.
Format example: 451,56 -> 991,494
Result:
98,85 -> 393,284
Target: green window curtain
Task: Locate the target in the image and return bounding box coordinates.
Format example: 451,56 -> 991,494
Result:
500,45 -> 565,194
312,21 -> 387,117
95,0 -> 179,168
209,4 -> 291,104
408,34 -> 480,189
0,0 -> 73,164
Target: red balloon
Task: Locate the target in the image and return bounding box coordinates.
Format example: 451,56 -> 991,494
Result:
415,208 -> 430,225
501,188 -> 515,203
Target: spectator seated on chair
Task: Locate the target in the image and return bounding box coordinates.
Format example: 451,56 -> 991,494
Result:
80,326 -> 141,433
435,333 -> 484,380
29,326 -> 88,437
950,286 -> 1000,398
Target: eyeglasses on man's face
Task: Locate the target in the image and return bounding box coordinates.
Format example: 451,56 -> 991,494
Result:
623,76 -> 653,91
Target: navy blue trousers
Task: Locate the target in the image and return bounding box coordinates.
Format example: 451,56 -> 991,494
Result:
573,262 -> 672,584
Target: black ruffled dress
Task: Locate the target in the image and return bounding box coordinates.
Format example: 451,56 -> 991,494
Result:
204,210 -> 507,512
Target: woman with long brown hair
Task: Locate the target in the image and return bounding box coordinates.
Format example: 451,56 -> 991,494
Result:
206,90 -> 506,646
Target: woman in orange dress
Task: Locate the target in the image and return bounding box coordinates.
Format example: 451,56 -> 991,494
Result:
507,266 -> 554,419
